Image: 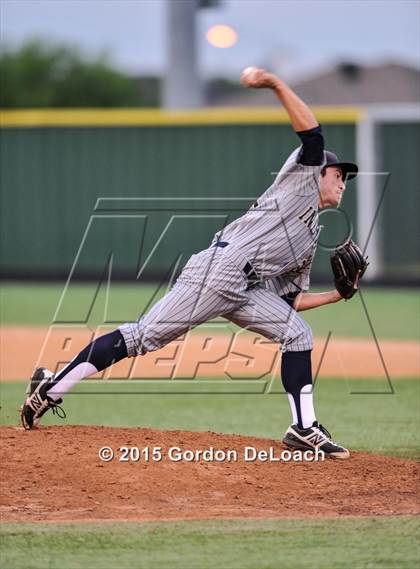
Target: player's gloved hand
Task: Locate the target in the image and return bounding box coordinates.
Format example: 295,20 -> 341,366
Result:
330,239 -> 369,300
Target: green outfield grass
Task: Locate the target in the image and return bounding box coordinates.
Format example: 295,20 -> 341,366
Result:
1,282 -> 419,340
2,378 -> 419,458
1,517 -> 419,569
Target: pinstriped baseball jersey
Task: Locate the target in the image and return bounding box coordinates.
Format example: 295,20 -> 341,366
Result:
213,148 -> 325,280
119,144 -> 325,357
266,255 -> 314,297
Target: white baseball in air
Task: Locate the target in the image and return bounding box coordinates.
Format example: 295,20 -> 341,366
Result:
241,66 -> 259,83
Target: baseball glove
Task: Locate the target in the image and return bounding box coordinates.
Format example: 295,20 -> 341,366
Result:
330,239 -> 369,299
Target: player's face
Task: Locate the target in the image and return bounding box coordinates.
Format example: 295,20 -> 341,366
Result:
319,167 -> 346,208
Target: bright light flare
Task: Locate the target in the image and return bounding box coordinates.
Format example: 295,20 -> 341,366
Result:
206,25 -> 238,49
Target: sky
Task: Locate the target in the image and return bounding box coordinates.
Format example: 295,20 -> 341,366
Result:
1,0 -> 419,80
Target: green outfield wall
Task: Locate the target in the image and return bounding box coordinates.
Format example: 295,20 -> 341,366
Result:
379,122 -> 420,279
0,108 -> 416,283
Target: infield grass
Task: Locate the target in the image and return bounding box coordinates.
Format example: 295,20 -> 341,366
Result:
1,517 -> 419,569
1,378 -> 419,459
1,282 -> 419,340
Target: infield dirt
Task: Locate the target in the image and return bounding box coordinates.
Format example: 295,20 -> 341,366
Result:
1,326 -> 419,380
1,426 -> 418,523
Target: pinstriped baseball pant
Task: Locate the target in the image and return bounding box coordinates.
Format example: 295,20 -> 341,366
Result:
119,248 -> 313,357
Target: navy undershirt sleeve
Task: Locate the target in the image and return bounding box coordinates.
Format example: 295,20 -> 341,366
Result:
296,124 -> 325,166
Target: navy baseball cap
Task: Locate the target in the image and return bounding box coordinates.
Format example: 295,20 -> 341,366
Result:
323,151 -> 358,181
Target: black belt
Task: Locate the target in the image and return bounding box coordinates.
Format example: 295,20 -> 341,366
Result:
213,241 -> 259,285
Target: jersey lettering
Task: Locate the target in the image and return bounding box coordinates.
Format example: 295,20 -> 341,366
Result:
298,206 -> 318,235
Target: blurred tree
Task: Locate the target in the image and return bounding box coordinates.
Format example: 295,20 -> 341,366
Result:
0,39 -> 156,107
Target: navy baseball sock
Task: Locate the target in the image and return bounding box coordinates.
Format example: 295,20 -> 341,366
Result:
281,350 -> 316,429
47,330 -> 128,400
56,329 -> 127,378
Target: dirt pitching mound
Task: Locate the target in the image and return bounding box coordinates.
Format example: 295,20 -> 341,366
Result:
1,426 -> 418,522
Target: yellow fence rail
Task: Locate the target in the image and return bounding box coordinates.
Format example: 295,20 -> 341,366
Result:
0,107 -> 364,128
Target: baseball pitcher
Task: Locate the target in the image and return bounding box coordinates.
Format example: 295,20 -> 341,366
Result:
21,68 -> 368,459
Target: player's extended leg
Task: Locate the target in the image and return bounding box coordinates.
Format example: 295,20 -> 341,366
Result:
21,276 -> 244,430
224,286 -> 316,426
224,286 -> 349,458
